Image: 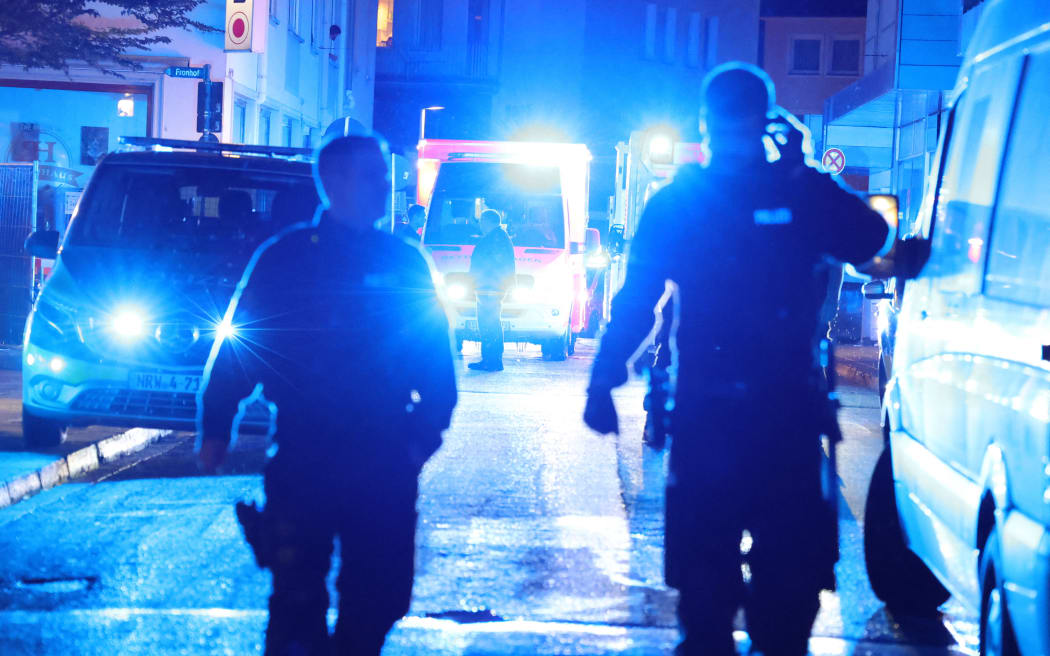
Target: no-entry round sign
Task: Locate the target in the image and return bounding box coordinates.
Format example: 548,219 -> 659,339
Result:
822,148 -> 846,175
228,12 -> 250,45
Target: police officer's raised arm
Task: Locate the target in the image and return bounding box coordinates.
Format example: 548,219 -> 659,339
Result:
806,170 -> 891,266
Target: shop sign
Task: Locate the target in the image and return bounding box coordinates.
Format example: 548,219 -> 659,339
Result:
7,123 -> 82,187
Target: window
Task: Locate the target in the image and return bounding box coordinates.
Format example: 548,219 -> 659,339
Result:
686,12 -> 701,67
327,57 -> 340,110
423,162 -> 564,248
829,38 -> 860,76
467,0 -> 488,76
984,50 -> 1050,306
791,38 -> 821,75
663,8 -> 677,62
377,0 -> 394,47
415,0 -> 442,50
704,16 -> 719,68
929,55 -> 1022,293
68,164 -> 317,253
311,0 -> 321,45
288,0 -> 301,35
281,117 -> 293,147
644,3 -> 657,59
234,99 -> 247,143
259,108 -> 272,145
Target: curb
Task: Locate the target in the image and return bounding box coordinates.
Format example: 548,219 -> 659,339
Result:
0,346 -> 21,371
0,428 -> 171,510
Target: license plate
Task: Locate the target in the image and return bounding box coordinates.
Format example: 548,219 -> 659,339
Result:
130,372 -> 202,393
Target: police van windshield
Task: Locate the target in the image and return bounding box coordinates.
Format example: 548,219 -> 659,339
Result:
424,162 -> 565,248
68,163 -> 318,253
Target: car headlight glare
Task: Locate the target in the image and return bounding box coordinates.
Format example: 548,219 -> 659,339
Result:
216,318 -> 237,340
110,307 -> 146,340
586,252 -> 610,269
511,286 -> 534,303
446,283 -> 468,301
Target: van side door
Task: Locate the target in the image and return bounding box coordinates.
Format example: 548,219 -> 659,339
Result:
893,53 -> 1023,595
978,45 -> 1050,531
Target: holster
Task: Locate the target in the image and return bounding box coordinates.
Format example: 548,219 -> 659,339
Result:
235,500 -> 275,570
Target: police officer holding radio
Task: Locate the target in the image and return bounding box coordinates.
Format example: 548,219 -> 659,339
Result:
197,133 -> 457,655
584,64 -> 891,656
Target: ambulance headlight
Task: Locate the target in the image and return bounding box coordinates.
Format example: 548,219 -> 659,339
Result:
586,252 -> 610,269
446,283 -> 468,301
510,286 -> 535,303
647,134 -> 674,164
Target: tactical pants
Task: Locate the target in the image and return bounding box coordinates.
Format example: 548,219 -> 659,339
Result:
476,292 -> 504,364
665,397 -> 835,656
260,446 -> 419,656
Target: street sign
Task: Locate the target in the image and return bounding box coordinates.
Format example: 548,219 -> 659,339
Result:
165,66 -> 206,79
196,81 -> 223,134
822,148 -> 846,176
225,0 -> 254,51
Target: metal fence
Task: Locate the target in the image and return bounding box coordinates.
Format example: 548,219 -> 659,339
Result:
0,163 -> 38,345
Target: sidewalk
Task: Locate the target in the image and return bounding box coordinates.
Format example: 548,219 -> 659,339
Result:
834,343 -> 879,390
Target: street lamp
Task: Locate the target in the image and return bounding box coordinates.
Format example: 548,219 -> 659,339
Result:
419,106 -> 444,141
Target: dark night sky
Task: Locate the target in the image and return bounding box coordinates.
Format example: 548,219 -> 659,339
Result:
761,0 -> 867,17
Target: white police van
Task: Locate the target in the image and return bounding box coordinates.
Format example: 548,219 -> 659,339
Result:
21,138 -> 316,447
863,1 -> 1050,654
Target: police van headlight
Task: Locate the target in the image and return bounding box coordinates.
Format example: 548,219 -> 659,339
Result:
215,318 -> 237,340
446,283 -> 468,301
109,306 -> 147,342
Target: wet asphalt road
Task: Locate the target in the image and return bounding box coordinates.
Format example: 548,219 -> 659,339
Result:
0,340 -> 977,655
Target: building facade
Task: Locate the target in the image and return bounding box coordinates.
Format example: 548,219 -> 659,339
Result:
372,0 -> 760,207
0,0 -> 376,237
760,15 -> 866,116
822,0 -> 964,229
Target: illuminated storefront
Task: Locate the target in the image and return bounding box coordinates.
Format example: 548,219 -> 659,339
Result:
0,81 -> 151,235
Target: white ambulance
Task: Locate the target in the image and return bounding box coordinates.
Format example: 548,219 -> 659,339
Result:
417,139 -> 591,360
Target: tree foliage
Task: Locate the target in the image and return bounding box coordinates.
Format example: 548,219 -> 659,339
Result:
0,0 -> 221,76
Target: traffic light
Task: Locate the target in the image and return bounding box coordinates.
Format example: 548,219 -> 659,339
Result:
196,81 -> 223,134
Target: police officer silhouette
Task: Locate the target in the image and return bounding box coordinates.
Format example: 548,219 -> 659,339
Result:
198,133 -> 457,655
585,63 -> 891,656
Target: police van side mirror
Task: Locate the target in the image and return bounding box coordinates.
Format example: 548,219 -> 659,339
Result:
862,280 -> 892,300
857,194 -> 931,281
25,230 -> 60,260
608,224 -> 626,255
584,227 -> 601,253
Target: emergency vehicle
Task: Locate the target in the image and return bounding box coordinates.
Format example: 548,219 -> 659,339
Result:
21,137 -> 313,446
603,131 -> 704,326
417,139 -> 592,360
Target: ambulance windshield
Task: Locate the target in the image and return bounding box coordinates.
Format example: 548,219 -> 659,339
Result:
424,162 -> 564,248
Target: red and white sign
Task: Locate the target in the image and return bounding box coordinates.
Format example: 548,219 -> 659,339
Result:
822,148 -> 846,176
225,0 -> 254,51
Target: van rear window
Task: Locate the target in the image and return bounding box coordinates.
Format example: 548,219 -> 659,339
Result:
68,164 -> 318,253
423,162 -> 564,248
